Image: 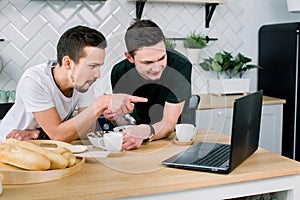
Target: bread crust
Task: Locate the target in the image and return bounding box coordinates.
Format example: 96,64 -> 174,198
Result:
52,147 -> 76,167
0,143 -> 51,171
4,139 -> 68,169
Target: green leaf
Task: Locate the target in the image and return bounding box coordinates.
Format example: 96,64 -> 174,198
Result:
199,62 -> 211,71
211,61 -> 222,72
214,53 -> 223,63
184,31 -> 207,49
237,53 -> 251,63
232,63 -> 243,72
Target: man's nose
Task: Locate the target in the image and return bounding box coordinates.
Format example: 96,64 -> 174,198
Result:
95,69 -> 101,79
151,64 -> 162,72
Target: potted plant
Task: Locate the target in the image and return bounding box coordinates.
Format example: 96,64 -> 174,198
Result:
165,38 -> 176,50
200,51 -> 262,95
184,31 -> 207,64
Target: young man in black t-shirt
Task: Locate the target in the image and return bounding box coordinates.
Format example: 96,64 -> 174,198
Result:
105,19 -> 193,150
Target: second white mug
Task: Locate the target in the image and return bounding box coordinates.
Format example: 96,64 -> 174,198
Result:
175,124 -> 196,142
97,132 -> 123,152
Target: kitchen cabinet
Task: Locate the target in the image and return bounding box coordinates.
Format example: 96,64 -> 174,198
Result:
195,95 -> 285,155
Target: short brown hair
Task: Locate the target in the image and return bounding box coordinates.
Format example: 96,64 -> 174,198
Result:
125,19 -> 165,56
56,25 -> 107,66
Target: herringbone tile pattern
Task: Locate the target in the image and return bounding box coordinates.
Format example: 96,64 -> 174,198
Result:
0,0 -> 243,95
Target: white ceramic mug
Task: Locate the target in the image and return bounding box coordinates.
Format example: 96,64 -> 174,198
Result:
9,90 -> 16,103
175,123 -> 196,142
0,90 -> 10,103
97,132 -> 123,152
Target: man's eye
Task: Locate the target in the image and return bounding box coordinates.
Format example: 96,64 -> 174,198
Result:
89,65 -> 98,69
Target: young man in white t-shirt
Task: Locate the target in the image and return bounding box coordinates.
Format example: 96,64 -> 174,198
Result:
0,25 -> 147,143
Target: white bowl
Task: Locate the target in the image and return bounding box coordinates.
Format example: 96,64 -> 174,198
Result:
87,131 -> 106,148
113,125 -> 136,132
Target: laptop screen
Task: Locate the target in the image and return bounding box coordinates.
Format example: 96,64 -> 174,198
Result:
230,90 -> 263,171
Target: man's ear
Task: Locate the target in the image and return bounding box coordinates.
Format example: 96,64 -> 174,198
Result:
62,56 -> 73,70
125,52 -> 134,63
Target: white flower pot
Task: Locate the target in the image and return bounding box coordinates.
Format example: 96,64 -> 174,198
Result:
287,0 -> 300,12
208,78 -> 250,95
186,48 -> 201,64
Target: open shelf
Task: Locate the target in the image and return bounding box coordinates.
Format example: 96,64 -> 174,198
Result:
129,0 -> 227,28
128,0 -> 226,3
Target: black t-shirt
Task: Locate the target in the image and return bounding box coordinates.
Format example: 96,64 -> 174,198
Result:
111,49 -> 192,125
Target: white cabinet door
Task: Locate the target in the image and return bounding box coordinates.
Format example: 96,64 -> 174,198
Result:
196,104 -> 283,154
196,108 -> 233,135
259,104 -> 283,154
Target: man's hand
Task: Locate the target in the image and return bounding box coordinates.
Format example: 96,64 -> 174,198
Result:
121,125 -> 151,150
103,110 -> 118,121
6,129 -> 40,141
109,94 -> 147,115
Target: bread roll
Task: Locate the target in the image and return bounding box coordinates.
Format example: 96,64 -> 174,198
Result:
0,160 -> 23,170
52,147 -> 76,167
4,139 -> 68,169
52,146 -> 70,154
0,143 -> 50,170
63,152 -> 76,167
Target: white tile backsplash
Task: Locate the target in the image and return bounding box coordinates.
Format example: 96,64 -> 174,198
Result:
224,11 -> 243,33
2,23 -> 28,49
23,33 -> 47,58
2,3 -> 28,30
5,60 -> 23,83
39,24 -> 60,46
1,0 -> 299,94
41,7 -> 64,28
0,12 -> 9,30
22,14 -> 48,39
2,42 -> 28,67
22,1 -> 46,21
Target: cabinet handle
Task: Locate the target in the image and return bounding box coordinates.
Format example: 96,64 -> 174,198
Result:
217,111 -> 224,117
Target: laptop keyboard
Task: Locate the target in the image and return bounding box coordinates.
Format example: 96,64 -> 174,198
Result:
191,144 -> 230,167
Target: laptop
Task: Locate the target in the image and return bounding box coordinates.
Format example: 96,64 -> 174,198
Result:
162,90 -> 263,174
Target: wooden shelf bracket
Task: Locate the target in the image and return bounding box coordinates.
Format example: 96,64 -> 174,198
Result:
134,0 -> 220,28
136,0 -> 147,19
205,3 -> 218,28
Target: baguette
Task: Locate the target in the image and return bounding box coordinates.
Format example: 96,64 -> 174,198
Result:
52,147 -> 76,167
0,143 -> 50,170
4,138 -> 68,169
62,151 -> 76,167
0,160 -> 23,170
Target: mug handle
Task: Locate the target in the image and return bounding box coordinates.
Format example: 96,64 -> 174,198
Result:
192,126 -> 196,138
6,91 -> 10,98
97,138 -> 106,150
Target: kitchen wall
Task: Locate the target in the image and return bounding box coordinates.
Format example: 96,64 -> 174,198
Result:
0,0 -> 300,97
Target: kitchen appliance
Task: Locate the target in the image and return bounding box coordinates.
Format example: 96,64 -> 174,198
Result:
258,22 -> 300,160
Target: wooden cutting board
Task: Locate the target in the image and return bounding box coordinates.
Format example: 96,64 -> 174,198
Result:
0,140 -> 85,185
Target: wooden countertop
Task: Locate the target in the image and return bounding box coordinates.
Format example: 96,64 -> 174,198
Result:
198,94 -> 286,109
2,130 -> 300,199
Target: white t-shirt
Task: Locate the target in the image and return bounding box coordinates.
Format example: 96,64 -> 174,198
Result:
0,61 -> 94,140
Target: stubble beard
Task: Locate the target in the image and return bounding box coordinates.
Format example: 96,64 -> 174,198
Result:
70,73 -> 89,93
